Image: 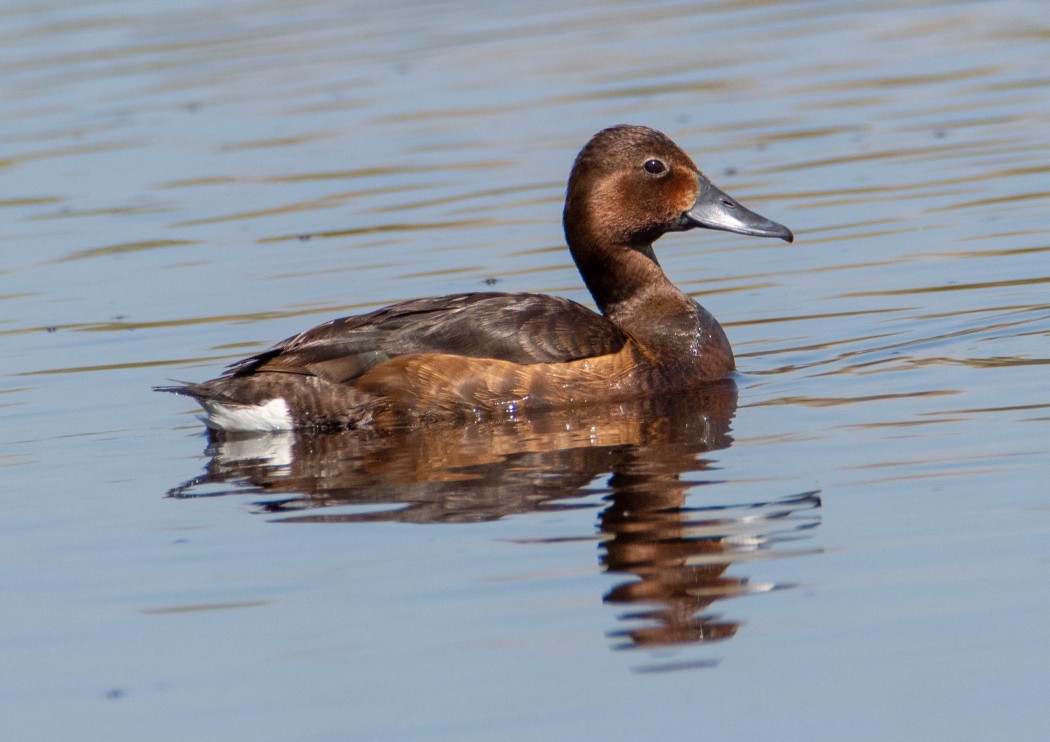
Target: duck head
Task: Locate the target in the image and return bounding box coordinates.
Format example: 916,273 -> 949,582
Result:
564,124 -> 793,251
562,125 -> 792,317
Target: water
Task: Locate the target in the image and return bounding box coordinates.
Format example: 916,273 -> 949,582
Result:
3,0 -> 1050,739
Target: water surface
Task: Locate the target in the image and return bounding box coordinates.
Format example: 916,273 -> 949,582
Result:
3,1 -> 1050,740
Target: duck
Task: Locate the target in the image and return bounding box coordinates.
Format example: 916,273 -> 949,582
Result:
157,125 -> 793,433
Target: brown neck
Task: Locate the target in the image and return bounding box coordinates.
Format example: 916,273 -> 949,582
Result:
564,214 -> 734,376
567,230 -> 701,348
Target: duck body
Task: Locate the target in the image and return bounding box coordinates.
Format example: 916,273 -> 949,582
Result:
158,125 -> 792,432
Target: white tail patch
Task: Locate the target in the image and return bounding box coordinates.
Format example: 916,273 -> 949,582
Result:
197,397 -> 293,433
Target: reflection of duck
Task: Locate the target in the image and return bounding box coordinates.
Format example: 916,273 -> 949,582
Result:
167,385 -> 740,521
602,485 -> 821,655
157,125 -> 792,432
168,384 -> 821,662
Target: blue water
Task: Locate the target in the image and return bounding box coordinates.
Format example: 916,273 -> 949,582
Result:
3,0 -> 1050,739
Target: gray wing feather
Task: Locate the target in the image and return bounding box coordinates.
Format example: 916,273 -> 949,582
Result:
225,293 -> 625,383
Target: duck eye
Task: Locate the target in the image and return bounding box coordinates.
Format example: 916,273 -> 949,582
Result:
642,158 -> 666,175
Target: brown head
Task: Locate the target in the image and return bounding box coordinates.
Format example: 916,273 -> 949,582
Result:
562,125 -> 792,316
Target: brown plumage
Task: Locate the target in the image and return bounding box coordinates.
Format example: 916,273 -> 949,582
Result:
156,125 -> 793,432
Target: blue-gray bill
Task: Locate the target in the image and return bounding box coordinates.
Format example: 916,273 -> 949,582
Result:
683,173 -> 794,243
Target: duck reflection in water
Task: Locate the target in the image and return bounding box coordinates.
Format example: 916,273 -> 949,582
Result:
169,381 -> 820,659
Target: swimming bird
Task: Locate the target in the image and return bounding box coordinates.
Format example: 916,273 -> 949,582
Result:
157,125 -> 792,432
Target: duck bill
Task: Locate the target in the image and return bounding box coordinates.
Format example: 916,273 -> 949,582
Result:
682,174 -> 793,243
